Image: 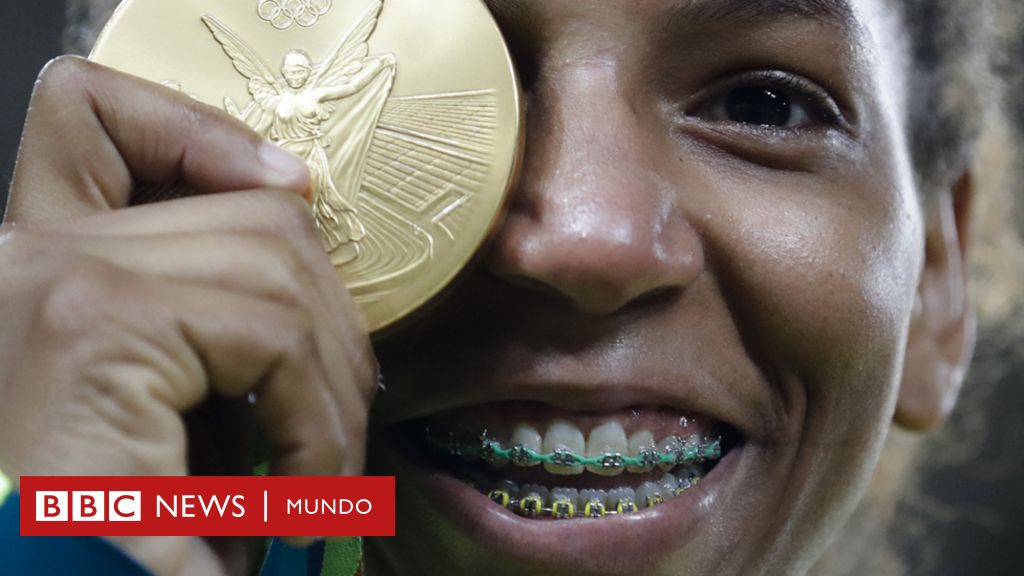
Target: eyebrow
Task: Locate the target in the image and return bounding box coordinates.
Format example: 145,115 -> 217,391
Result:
483,0 -> 859,37
663,0 -> 857,31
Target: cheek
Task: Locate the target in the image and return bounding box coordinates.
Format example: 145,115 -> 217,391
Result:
698,167 -> 923,428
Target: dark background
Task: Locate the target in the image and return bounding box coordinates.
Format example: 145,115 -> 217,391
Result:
0,0 -> 63,189
1,2 -> 1020,574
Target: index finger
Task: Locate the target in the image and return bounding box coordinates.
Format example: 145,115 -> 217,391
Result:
6,56 -> 310,222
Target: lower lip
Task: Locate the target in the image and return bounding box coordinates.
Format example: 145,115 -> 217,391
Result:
388,436 -> 743,572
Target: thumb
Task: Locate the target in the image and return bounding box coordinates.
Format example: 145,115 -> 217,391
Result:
6,56 -> 310,222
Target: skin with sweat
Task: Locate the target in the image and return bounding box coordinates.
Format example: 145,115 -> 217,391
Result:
365,1 -> 972,575
0,0 -> 973,575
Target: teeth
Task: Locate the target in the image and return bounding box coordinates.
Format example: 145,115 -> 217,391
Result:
674,473 -> 694,494
659,473 -> 679,494
579,489 -> 608,518
585,421 -> 628,476
509,423 -> 543,467
550,487 -> 579,519
608,487 -> 637,514
542,420 -> 586,475
658,437 -> 683,471
429,422 -> 721,478
517,484 -> 548,517
636,482 -> 665,509
681,464 -> 702,479
485,433 -> 509,467
626,431 -> 658,473
520,483 -> 549,500
676,466 -> 702,493
488,480 -> 518,508
551,487 -> 579,504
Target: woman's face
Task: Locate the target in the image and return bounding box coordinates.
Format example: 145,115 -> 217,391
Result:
367,0 -> 931,574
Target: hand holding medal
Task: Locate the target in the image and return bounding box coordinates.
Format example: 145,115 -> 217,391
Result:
91,0 -> 522,333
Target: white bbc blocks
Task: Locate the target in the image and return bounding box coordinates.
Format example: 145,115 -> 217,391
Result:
35,491 -> 142,522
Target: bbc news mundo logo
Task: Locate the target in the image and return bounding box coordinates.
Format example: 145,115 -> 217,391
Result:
19,477 -> 394,537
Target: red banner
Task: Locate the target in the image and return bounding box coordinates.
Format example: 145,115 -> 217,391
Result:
19,476 -> 395,537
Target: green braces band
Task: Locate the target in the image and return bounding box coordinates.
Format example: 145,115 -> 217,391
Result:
426,431 -> 722,468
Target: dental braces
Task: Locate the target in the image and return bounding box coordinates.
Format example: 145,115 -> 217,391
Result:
425,429 -> 722,469
482,474 -> 702,519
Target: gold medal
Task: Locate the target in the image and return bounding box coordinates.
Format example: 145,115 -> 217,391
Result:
90,0 -> 522,334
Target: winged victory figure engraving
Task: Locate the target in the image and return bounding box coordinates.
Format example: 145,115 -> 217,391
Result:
203,1 -> 395,264
202,0 -> 500,303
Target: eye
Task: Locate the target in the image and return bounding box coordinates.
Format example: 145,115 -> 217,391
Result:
690,71 -> 844,131
721,86 -> 802,127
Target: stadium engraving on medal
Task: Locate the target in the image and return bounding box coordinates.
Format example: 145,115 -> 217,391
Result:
91,0 -> 521,333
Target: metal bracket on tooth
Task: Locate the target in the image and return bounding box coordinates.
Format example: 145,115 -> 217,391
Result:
485,480 -> 703,520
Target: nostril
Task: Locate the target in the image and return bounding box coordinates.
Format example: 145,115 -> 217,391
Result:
492,268 -> 682,317
486,223 -> 702,316
559,281 -> 682,317
495,218 -> 700,308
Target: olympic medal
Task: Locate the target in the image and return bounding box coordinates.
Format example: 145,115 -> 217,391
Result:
90,0 -> 522,334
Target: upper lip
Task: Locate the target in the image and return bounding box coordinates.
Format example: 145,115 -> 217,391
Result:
372,270 -> 788,445
374,373 -> 775,446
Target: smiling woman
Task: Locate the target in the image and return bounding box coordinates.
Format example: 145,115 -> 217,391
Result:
3,0 -> 1022,575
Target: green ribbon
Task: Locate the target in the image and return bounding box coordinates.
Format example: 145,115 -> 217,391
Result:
322,537 -> 362,575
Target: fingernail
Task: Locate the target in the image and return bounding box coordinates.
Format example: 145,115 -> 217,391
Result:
259,141 -> 310,192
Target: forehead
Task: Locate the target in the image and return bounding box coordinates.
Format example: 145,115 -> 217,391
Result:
483,0 -> 908,123
483,0 -> 889,42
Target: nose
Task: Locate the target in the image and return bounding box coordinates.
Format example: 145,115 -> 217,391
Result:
486,63 -> 705,316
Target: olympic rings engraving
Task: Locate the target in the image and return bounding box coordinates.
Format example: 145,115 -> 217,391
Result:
258,0 -> 333,30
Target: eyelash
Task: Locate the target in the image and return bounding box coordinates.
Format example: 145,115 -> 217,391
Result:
688,70 -> 848,132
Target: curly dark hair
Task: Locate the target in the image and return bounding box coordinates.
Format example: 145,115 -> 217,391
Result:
900,0 -> 991,187
898,0 -> 1021,190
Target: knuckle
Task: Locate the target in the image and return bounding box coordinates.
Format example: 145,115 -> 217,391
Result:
32,56 -> 95,107
248,235 -> 310,301
179,96 -> 210,136
38,260 -> 204,413
80,361 -> 159,417
78,365 -> 185,475
240,191 -> 326,264
263,191 -> 322,241
0,227 -> 44,268
38,258 -> 128,338
36,55 -> 91,88
279,311 -> 319,358
275,199 -> 334,276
